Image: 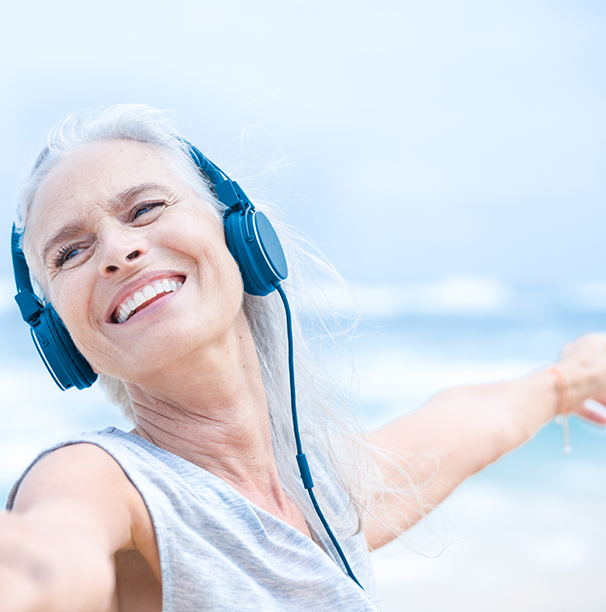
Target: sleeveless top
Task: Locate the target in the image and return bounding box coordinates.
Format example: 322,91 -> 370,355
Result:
7,427 -> 381,611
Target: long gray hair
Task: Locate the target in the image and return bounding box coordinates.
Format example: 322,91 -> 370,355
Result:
15,104 -> 383,537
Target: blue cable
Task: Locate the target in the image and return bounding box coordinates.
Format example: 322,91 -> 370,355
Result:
275,284 -> 363,589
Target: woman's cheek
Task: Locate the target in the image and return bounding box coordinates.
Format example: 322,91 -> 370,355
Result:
53,277 -> 101,360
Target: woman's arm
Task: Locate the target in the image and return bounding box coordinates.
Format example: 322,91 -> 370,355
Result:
0,443 -> 145,612
364,333 -> 606,550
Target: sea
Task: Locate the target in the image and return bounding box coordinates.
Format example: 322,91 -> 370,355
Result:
1,274 -> 605,612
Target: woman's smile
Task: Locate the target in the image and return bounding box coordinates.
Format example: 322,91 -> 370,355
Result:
110,274 -> 185,324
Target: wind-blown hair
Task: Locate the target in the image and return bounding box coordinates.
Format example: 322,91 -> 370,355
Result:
15,104 -> 387,537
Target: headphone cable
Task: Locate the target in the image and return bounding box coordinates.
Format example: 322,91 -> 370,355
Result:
275,284 -> 363,589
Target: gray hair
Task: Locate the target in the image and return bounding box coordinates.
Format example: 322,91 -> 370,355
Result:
16,104 -> 383,536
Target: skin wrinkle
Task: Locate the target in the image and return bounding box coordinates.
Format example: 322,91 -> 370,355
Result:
40,183 -> 179,266
40,195 -> 183,281
40,220 -> 90,267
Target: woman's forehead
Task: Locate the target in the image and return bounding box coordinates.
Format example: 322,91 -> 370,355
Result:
27,140 -> 185,245
38,139 -> 176,201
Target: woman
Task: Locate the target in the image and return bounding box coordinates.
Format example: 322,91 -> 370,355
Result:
2,104 -> 606,612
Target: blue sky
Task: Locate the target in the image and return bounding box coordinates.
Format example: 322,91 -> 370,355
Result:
1,1 -> 604,287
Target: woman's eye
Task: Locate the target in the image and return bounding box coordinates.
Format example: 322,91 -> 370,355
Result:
131,201 -> 165,221
55,244 -> 85,268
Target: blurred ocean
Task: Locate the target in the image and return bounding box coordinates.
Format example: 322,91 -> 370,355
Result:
347,277 -> 606,612
1,274 -> 605,611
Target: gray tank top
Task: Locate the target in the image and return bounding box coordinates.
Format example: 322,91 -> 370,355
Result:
7,427 -> 381,611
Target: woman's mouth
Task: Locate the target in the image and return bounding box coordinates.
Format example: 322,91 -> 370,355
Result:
113,277 -> 184,324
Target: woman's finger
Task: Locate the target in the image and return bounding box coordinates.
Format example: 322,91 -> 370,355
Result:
574,398 -> 606,425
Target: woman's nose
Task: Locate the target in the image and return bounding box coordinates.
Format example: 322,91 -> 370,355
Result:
97,229 -> 149,278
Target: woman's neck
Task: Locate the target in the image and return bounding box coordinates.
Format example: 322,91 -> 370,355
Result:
123,309 -> 301,525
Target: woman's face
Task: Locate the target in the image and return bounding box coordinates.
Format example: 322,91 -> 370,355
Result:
24,139 -> 244,382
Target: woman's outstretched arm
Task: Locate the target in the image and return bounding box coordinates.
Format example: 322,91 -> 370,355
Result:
0,443 -> 144,612
364,333 -> 606,550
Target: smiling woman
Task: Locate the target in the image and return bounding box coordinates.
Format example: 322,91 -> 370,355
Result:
3,104 -> 606,612
23,138 -> 246,386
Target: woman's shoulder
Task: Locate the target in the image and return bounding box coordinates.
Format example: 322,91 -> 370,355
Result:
6,428 -> 148,511
6,427 -> 130,510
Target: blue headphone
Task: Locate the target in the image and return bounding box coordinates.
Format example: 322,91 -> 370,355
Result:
11,141 -> 288,391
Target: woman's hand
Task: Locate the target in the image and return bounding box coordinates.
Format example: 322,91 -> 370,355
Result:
0,513 -> 52,612
554,333 -> 606,423
0,512 -> 114,612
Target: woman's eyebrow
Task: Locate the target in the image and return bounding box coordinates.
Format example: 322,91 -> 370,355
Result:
108,182 -> 172,210
41,221 -> 88,262
40,183 -> 173,262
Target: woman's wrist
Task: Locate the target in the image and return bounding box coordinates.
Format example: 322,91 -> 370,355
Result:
546,365 -> 569,416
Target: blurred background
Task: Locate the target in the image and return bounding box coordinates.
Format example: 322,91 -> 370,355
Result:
1,2 -> 605,610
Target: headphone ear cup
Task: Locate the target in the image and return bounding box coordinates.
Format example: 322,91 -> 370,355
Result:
224,209 -> 288,296
31,306 -> 97,390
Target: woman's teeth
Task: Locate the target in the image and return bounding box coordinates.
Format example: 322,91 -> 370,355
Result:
116,278 -> 182,323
